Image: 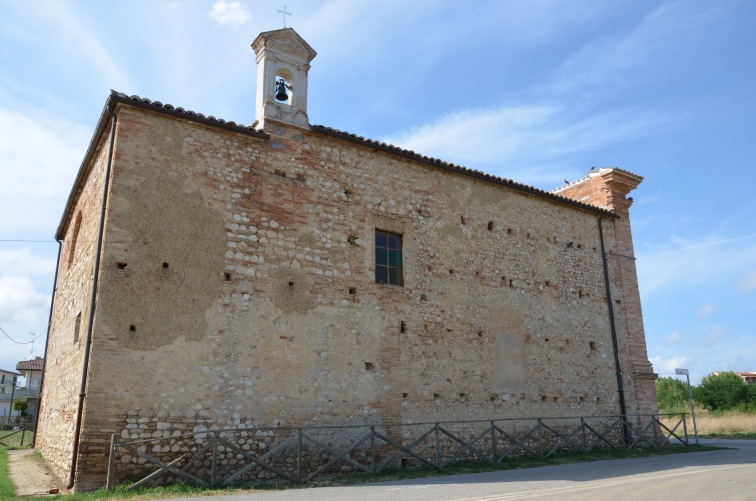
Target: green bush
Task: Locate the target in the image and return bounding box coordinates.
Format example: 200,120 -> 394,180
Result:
693,372 -> 749,411
656,376 -> 689,413
12,400 -> 28,417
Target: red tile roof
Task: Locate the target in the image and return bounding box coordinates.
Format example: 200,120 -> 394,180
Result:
16,357 -> 43,371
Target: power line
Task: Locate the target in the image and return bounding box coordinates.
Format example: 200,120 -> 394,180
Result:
0,325 -> 34,344
0,325 -> 46,345
0,239 -> 57,243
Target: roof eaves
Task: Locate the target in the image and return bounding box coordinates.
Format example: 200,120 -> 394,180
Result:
55,91 -> 271,240
311,125 -> 617,218
16,359 -> 44,371
108,92 -> 270,139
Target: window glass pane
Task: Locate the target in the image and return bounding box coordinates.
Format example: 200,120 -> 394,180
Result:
375,229 -> 403,286
375,248 -> 388,266
389,268 -> 402,285
388,233 -> 401,250
389,250 -> 402,267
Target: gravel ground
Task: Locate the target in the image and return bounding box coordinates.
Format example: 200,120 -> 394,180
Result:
7,449 -> 64,498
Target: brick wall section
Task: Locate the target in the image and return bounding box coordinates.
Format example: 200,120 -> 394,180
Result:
40,106 -> 659,491
558,169 -> 659,419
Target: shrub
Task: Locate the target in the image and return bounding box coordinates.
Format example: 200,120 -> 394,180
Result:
656,376 -> 689,412
12,400 -> 28,416
694,372 -> 748,411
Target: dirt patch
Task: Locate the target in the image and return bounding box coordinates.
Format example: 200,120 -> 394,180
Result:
7,449 -> 65,497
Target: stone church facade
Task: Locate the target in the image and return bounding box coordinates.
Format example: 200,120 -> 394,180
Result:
36,28 -> 658,491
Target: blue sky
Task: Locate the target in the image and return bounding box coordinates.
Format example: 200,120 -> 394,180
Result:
1,0 -> 754,386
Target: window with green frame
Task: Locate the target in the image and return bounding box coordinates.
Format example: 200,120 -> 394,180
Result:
375,230 -> 403,286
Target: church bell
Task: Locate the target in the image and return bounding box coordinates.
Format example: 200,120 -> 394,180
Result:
275,79 -> 289,101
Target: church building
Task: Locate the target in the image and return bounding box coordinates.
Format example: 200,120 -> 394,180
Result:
36,28 -> 658,491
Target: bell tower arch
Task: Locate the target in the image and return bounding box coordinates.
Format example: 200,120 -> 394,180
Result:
251,28 -> 317,130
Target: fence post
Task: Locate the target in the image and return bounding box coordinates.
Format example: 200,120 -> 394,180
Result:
682,413 -> 689,446
434,423 -> 440,469
211,431 -> 218,486
490,420 -> 496,461
370,426 -> 376,474
20,426 -> 25,447
581,417 -> 587,452
106,434 -> 117,490
652,415 -> 659,446
296,428 -> 303,483
538,419 -> 544,457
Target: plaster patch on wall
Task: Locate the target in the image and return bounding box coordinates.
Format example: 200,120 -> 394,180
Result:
270,268 -> 316,313
104,150 -> 226,350
494,332 -> 525,394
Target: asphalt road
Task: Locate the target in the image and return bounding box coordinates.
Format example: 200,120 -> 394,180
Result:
173,439 -> 756,501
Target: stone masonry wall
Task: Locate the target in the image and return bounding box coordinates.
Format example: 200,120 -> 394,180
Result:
36,127 -> 116,486
45,104 -> 654,490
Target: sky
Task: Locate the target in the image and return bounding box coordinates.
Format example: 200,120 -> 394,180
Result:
1,0 -> 755,387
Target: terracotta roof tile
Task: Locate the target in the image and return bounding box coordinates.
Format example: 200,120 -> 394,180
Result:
16,357 -> 44,371
109,91 -> 270,139
59,90 -> 617,241
311,125 -> 615,217
110,91 -> 617,216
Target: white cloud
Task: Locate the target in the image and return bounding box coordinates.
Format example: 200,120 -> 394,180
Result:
637,232 -> 756,297
209,1 -> 251,26
664,331 -> 683,343
23,2 -> 133,92
0,249 -> 56,278
383,105 -> 556,166
382,104 -> 672,186
0,276 -> 50,328
739,271 -> 756,292
696,304 -> 717,318
550,1 -> 730,102
0,106 -> 89,237
651,354 -> 693,376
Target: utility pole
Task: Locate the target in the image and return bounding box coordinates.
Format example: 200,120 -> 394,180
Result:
9,375 -> 17,423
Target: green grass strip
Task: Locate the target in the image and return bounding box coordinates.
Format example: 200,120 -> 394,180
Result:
0,448 -> 17,500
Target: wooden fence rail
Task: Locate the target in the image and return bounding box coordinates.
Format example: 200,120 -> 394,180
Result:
0,423 -> 34,447
106,413 -> 688,490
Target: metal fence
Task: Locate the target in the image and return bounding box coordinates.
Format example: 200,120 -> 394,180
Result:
0,416 -> 34,426
107,413 -> 689,490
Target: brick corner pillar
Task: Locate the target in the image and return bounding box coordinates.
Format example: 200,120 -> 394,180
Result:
559,168 -> 659,418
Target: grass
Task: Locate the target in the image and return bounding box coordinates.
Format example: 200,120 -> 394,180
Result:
13,444 -> 720,501
0,448 -> 16,500
660,408 -> 756,439
0,428 -> 34,448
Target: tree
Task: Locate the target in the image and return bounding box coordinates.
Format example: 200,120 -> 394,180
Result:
655,376 -> 688,412
693,372 -> 748,411
745,383 -> 756,411
12,399 -> 28,416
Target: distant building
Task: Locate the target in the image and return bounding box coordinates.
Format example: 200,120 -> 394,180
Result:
16,357 -> 43,416
735,371 -> 756,384
37,28 -> 658,491
0,368 -> 21,418
0,368 -> 20,393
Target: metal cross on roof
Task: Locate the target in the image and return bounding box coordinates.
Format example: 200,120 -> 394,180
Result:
278,6 -> 292,28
